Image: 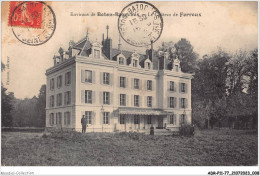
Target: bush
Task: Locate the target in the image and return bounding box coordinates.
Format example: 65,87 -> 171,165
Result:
179,124 -> 195,136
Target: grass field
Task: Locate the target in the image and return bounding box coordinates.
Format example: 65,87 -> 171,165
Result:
1,129 -> 258,166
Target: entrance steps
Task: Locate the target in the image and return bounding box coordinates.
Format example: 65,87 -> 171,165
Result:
143,129 -> 179,136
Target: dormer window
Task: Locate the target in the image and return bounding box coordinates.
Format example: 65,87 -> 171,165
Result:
175,65 -> 178,72
133,59 -> 138,67
94,49 -> 100,58
119,57 -> 124,65
146,62 -> 151,69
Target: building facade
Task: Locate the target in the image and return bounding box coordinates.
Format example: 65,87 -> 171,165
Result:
45,27 -> 193,133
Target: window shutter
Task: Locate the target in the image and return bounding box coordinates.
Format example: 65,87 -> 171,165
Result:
126,94 -> 129,106
60,94 -> 63,106
81,70 -> 85,83
145,96 -> 147,107
91,91 -> 95,104
174,114 -> 177,125
108,113 -> 111,125
64,92 -> 66,105
81,90 -> 85,104
65,73 -> 68,85
100,112 -> 103,125
110,92 -> 113,105
174,82 -> 176,92
118,114 -> 120,124
49,96 -> 51,107
49,114 -> 51,125
131,78 -> 134,89
92,112 -> 96,125
132,95 -> 134,106
167,115 -> 170,124
144,80 -> 147,90
118,94 -> 121,106
167,81 -> 169,91
179,98 -> 182,109
167,97 -> 170,108
139,96 -> 142,107
100,72 -> 103,84
185,83 -> 188,93
92,71 -> 96,83
69,92 -> 71,105
179,83 -> 181,93
125,77 -> 128,88
100,91 -> 103,104
174,97 -> 177,108
139,80 -> 142,90
118,77 -> 120,87
110,73 -> 113,85
64,112 -> 66,125
56,95 -> 58,106
185,98 -> 188,109
152,96 -> 155,107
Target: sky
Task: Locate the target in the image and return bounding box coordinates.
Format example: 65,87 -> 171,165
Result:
1,1 -> 258,99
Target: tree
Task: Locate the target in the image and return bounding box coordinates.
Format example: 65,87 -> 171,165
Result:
36,84 -> 46,127
1,62 -> 14,127
157,38 -> 198,73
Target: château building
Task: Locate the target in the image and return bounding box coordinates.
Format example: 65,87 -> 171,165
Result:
45,26 -> 193,133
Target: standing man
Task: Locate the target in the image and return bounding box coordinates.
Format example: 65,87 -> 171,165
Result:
81,115 -> 87,133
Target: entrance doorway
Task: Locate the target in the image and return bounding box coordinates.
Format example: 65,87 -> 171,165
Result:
157,117 -> 163,129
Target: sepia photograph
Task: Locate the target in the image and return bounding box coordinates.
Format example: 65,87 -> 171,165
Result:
1,1 -> 258,175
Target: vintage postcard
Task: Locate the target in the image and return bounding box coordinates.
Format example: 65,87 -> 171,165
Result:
1,1 -> 258,175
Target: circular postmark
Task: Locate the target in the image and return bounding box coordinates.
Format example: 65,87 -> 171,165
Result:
10,1 -> 56,46
118,1 -> 163,47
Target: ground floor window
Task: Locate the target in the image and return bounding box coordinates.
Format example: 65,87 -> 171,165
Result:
147,116 -> 152,124
64,112 -> 71,125
180,114 -> 186,125
120,115 -> 125,124
85,111 -> 92,124
55,112 -> 62,125
49,113 -> 54,125
103,112 -> 109,124
169,114 -> 177,125
134,115 -> 140,124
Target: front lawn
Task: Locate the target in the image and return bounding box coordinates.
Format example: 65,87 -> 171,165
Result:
1,129 -> 258,166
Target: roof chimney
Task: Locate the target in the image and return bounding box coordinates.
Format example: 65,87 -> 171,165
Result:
118,35 -> 122,50
106,25 -> 109,39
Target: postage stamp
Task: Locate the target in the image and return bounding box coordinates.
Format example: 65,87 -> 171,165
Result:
9,1 -> 56,46
8,1 -> 43,29
118,1 -> 163,47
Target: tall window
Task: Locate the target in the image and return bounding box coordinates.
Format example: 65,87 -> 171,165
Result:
85,90 -> 92,104
146,62 -> 151,69
147,96 -> 152,107
133,59 -> 138,67
120,115 -> 125,124
49,95 -> 54,107
103,112 -> 109,124
181,83 -> 186,93
65,72 -> 71,85
103,92 -> 110,105
94,49 -> 100,58
180,114 -> 186,125
181,98 -> 186,108
85,70 -> 92,83
134,115 -> 140,124
56,112 -> 62,125
119,57 -> 124,65
147,116 -> 152,124
147,80 -> 152,90
120,94 -> 126,106
103,72 -> 110,85
49,113 -> 54,125
170,81 -> 175,91
64,91 -> 71,105
56,93 -> 62,106
50,78 -> 54,90
120,77 -> 126,88
134,95 -> 139,107
134,79 -> 139,89
175,65 -> 179,72
85,111 -> 92,124
57,75 -> 62,88
169,115 -> 176,125
64,112 -> 71,125
170,97 -> 175,108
